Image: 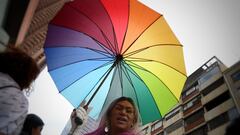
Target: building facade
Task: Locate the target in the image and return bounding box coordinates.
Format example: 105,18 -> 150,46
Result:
139,57 -> 240,135
0,0 -> 68,69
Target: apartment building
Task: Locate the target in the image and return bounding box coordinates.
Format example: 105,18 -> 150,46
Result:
139,57 -> 240,135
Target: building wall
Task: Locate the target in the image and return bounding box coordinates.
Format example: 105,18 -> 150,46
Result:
208,122 -> 229,135
1,0 -> 68,69
168,127 -> 184,135
164,105 -> 182,127
224,61 -> 240,113
17,0 -> 67,70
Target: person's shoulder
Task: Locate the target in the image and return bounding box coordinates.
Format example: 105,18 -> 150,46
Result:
0,72 -> 20,90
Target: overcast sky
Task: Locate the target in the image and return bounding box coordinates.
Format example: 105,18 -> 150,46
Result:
28,0 -> 240,134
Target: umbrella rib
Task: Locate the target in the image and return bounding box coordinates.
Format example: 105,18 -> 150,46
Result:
67,4 -> 117,55
115,64 -> 123,95
124,60 -> 179,102
121,62 -> 137,90
124,57 -> 153,62
49,23 -> 115,56
122,44 -> 186,76
120,62 -> 141,111
99,0 -> 120,54
48,57 -> 114,72
95,40 -> 115,56
60,60 -> 115,110
121,61 -> 162,117
86,58 -> 119,106
46,24 -> 115,56
75,62 -> 116,111
59,60 -> 114,94
124,44 -> 183,57
45,46 -> 114,58
119,1 -> 130,54
121,15 -> 162,55
78,46 -> 114,58
100,30 -> 117,55
94,65 -> 118,120
112,25 -> 120,54
126,57 -> 186,77
121,61 -> 144,84
118,63 -> 124,94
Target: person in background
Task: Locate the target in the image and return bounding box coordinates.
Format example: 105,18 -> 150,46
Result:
20,114 -> 44,135
69,97 -> 141,135
0,46 -> 40,135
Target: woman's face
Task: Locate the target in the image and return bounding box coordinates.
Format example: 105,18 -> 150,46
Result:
109,100 -> 136,132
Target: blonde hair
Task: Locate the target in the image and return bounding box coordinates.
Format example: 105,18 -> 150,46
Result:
100,97 -> 142,132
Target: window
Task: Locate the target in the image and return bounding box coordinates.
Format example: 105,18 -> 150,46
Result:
201,77 -> 224,96
151,120 -> 163,132
205,91 -> 230,111
182,84 -> 199,99
165,107 -> 180,121
199,66 -> 220,84
186,86 -> 198,96
208,112 -> 229,130
185,109 -> 204,126
165,119 -> 183,134
231,70 -> 240,82
208,108 -> 240,132
141,127 -> 150,135
188,125 -> 208,135
183,95 -> 201,111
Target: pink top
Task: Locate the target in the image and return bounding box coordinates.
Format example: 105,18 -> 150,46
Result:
85,126 -> 137,135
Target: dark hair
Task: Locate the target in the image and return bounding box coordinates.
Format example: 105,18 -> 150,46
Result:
105,97 -> 139,126
0,46 -> 40,90
21,114 -> 44,135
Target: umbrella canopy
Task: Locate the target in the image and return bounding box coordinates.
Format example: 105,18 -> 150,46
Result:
44,0 -> 187,125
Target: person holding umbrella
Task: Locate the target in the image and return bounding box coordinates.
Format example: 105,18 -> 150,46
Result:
68,97 -> 141,135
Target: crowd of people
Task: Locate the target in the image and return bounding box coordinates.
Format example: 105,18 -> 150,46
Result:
0,45 -> 240,135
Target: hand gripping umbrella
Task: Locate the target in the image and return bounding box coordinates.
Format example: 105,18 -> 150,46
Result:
44,0 -> 187,125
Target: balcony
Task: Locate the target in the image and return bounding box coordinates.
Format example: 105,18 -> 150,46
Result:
185,116 -> 205,132
199,66 -> 223,91
151,120 -> 163,135
208,122 -> 229,135
183,101 -> 202,117
182,90 -> 200,103
151,126 -> 163,135
168,127 -> 184,135
201,83 -> 227,105
204,99 -> 234,121
164,111 -> 182,127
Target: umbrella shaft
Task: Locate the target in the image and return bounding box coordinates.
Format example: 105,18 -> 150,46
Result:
86,63 -> 116,107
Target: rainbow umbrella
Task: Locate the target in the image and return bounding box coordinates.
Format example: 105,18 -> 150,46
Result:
44,0 -> 187,125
